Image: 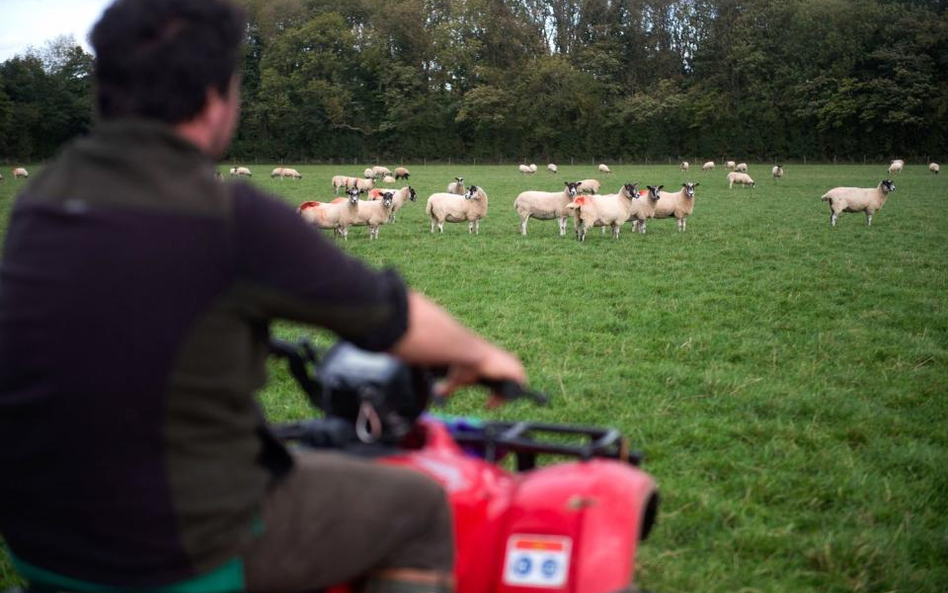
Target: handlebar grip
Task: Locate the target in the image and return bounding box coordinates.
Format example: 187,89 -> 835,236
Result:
479,379 -> 549,405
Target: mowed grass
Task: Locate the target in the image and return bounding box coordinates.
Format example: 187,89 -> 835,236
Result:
1,162 -> 946,593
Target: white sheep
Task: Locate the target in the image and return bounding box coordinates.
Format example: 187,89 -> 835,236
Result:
363,168 -> 376,179
0,172 -> 4,180
368,185 -> 416,222
577,179 -> 600,194
230,166 -> 252,177
514,181 -> 582,236
529,163 -> 538,173
598,163 -> 612,174
735,162 -> 748,172
727,171 -> 756,189
297,187 -> 361,239
887,159 -> 904,175
702,161 -> 715,172
350,191 -> 396,239
548,163 -> 558,174
772,165 -> 784,180
355,177 -> 374,192
447,177 -> 465,194
394,167 -> 410,180
821,180 -> 895,227
628,185 -> 664,233
566,183 -> 638,241
12,167 -> 28,179
372,166 -> 392,177
382,175 -> 396,184
271,167 -> 302,179
426,185 -> 489,234
680,161 -> 690,172
930,162 -> 940,175
518,164 -> 533,175
331,175 -> 349,194
654,182 -> 699,231
725,160 -> 736,170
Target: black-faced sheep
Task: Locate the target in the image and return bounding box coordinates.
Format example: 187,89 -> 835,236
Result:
426,185 -> 488,234
655,182 -> 699,231
821,180 -> 895,227
514,181 -> 582,236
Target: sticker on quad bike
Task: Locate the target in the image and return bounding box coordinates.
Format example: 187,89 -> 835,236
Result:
502,535 -> 572,588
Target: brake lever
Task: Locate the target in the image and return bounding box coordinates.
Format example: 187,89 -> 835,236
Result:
429,369 -> 549,407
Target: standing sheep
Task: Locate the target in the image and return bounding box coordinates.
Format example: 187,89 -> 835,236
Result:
930,163 -> 940,175
230,166 -> 252,177
680,161 -> 690,172
772,165 -> 784,181
350,191 -> 396,239
514,181 -> 582,236
821,180 -> 895,227
725,160 -> 736,170
629,185 -> 664,233
887,159 -> 904,175
566,183 -> 639,241
654,183 -> 699,232
12,167 -> 28,179
355,177 -> 374,192
447,177 -> 465,194
518,164 -> 533,175
702,161 -> 715,172
394,167 -> 410,180
426,185 -> 489,234
598,163 -> 612,174
297,188 -> 361,239
735,162 -> 748,173
548,163 -> 558,174
727,171 -> 756,189
577,179 -> 600,194
271,167 -> 302,179
369,185 -> 416,222
529,164 -> 538,173
372,166 -> 392,177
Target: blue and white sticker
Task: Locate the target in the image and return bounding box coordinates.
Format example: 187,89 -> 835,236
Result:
503,534 -> 572,588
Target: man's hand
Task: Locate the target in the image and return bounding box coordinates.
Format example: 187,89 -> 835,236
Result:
434,342 -> 526,407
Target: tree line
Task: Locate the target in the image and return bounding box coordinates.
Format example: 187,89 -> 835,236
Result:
2,0 -> 946,164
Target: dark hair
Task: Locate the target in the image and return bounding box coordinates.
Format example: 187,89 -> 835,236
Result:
91,0 -> 245,123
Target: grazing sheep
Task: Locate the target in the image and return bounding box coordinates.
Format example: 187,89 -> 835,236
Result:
529,164 -> 538,173
355,177 -> 374,192
629,185 -> 664,233
426,185 -> 489,234
350,191 -> 396,239
372,166 -> 392,177
772,165 -> 784,180
702,161 -> 715,172
331,175 -> 349,194
382,175 -> 396,184
566,183 -> 639,241
930,162 -> 940,174
654,182 -> 699,232
548,163 -> 558,174
0,172 -> 4,181
888,159 -> 904,175
271,167 -> 302,179
12,167 -> 28,179
727,172 -> 756,189
514,181 -> 582,236
577,179 -> 601,194
519,164 -> 533,175
735,162 -> 748,172
680,161 -> 690,172
598,163 -> 612,174
821,180 -> 895,227
369,185 -> 416,222
447,177 -> 465,194
363,168 -> 376,179
230,166 -> 252,177
394,167 -> 410,180
725,160 -> 736,170
297,187 -> 361,239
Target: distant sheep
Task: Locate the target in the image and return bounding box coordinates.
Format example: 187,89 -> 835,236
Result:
548,163 -> 558,174
702,161 -> 715,172
577,179 -> 600,194
680,161 -> 690,172
382,175 -> 396,184
514,181 -> 582,236
930,162 -> 940,175
821,180 -> 895,227
598,163 -> 612,174
772,165 -> 784,180
735,162 -> 748,172
654,182 -> 699,231
566,183 -> 638,241
426,185 -> 489,234
332,175 -> 355,194
447,177 -> 465,194
529,164 -> 538,173
372,166 -> 392,177
394,167 -> 410,180
888,159 -> 904,175
230,166 -> 252,177
271,167 -> 302,179
363,168 -> 376,179
297,187 -> 361,239
355,177 -> 374,192
519,164 -> 533,175
727,171 -> 756,189
12,167 -> 28,179
725,161 -> 736,170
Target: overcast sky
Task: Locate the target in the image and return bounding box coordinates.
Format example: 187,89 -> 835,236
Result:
0,0 -> 114,61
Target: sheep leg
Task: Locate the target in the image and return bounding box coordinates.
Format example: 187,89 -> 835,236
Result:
430,219 -> 435,233
678,218 -> 685,232
558,217 -> 567,236
612,223 -> 620,239
830,212 -> 838,227
474,219 -> 480,235
866,212 -> 872,226
438,221 -> 444,233
469,221 -> 474,234
520,217 -> 528,236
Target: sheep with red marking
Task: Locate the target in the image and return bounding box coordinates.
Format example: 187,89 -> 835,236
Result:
297,187 -> 361,239
629,185 -> 664,233
426,185 -> 489,234
514,181 -> 582,236
655,182 -> 699,231
566,183 -> 639,241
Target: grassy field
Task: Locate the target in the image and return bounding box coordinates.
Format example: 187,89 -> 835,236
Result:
1,161 -> 946,593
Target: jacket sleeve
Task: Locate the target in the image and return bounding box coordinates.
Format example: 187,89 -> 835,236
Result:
229,184 -> 408,352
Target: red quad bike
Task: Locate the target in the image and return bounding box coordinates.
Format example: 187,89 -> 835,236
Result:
267,339 -> 660,593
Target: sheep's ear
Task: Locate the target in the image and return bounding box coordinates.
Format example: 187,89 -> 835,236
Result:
682,183 -> 687,187
693,183 -> 699,188
657,185 -> 664,192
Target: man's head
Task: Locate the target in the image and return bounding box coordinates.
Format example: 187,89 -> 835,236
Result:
91,0 -> 245,156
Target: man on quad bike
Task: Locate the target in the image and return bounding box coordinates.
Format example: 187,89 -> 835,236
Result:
0,1 -> 524,592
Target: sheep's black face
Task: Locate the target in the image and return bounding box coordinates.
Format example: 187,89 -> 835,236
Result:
566,182 -> 580,197
647,185 -> 663,200
456,177 -> 464,184
882,180 -> 896,193
624,183 -> 638,198
465,186 -> 478,200
684,183 -> 698,198
348,189 -> 361,203
408,186 -> 417,201
383,192 -> 395,207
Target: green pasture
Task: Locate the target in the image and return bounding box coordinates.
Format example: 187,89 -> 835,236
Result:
1,162 -> 946,593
